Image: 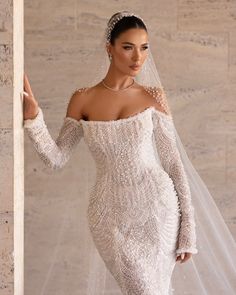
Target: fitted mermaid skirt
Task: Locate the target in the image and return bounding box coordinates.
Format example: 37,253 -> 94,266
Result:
87,166 -> 181,295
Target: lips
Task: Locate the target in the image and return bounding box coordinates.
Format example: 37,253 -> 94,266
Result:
130,65 -> 140,70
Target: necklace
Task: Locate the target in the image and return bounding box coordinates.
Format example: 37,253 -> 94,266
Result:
102,79 -> 135,91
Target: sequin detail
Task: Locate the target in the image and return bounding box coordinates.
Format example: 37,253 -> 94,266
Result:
24,86 -> 197,294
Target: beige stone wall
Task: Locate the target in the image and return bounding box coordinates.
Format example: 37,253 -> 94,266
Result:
24,1 -> 236,294
0,5 -> 14,291
0,0 -> 24,294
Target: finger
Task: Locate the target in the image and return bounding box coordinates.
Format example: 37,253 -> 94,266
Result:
183,253 -> 191,260
24,73 -> 31,92
181,253 -> 191,263
24,73 -> 34,96
182,257 -> 189,263
180,253 -> 185,263
22,91 -> 29,97
176,257 -> 181,262
21,91 -> 29,102
20,91 -> 27,102
176,254 -> 181,262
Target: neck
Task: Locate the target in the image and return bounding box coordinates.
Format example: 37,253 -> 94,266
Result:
103,64 -> 135,90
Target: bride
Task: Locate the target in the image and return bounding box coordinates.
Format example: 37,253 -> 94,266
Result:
22,11 -> 236,295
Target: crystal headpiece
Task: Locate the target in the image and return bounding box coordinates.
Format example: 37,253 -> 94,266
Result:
105,11 -> 145,44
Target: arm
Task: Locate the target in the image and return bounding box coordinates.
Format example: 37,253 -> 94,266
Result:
24,89 -> 85,170
152,108 -> 198,255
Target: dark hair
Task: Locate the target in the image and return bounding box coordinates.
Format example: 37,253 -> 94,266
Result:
108,13 -> 147,45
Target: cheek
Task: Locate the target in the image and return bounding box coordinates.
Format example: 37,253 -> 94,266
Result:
142,50 -> 148,59
116,51 -> 132,63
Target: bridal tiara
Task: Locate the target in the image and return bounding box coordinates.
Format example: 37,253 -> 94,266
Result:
105,11 -> 145,44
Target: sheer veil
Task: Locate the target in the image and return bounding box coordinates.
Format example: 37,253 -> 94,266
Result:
80,11 -> 236,294
37,11 -> 236,295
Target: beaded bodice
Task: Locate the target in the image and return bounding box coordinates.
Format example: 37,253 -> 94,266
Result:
81,106 -> 160,186
24,86 -> 197,256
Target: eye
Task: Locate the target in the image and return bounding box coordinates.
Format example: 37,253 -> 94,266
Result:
142,46 -> 149,50
123,46 -> 133,50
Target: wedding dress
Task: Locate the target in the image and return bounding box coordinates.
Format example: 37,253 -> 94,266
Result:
24,10 -> 236,295
24,86 -> 197,294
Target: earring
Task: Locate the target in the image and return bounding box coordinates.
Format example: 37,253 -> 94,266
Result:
109,54 -> 112,61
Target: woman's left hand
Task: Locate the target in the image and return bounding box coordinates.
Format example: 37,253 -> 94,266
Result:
176,252 -> 192,264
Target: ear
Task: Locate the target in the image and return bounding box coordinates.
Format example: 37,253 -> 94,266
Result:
106,43 -> 111,56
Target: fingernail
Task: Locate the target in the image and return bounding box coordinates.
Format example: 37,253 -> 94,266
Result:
181,253 -> 184,260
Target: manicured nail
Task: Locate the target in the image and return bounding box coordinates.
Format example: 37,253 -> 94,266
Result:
23,91 -> 29,97
181,253 -> 184,260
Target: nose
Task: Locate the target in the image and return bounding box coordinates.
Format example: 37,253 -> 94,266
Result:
132,49 -> 141,62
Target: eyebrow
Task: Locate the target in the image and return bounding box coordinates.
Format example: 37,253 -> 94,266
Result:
121,42 -> 149,46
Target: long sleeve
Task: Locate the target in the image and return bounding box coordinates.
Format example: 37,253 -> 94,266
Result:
24,107 -> 84,170
152,110 -> 198,255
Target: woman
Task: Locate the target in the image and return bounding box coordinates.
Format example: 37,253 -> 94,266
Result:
23,11 -> 236,295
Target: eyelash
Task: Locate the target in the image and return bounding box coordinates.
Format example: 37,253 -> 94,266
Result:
123,46 -> 149,50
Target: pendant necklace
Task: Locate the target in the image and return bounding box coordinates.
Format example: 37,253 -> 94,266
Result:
102,79 -> 135,91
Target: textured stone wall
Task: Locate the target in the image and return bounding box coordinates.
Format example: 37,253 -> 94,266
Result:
0,0 -> 24,294
24,1 -> 236,294
0,18 -> 14,286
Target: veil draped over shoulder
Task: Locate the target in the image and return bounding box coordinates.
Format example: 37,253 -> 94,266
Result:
36,11 -> 236,295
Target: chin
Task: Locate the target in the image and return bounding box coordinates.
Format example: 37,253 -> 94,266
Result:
130,71 -> 140,77
128,69 -> 140,76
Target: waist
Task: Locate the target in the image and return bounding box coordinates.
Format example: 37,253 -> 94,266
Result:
95,162 -> 168,187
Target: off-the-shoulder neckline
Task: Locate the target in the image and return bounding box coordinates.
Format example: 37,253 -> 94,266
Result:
64,106 -> 172,125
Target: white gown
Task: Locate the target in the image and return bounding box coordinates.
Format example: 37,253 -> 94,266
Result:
24,86 -> 198,295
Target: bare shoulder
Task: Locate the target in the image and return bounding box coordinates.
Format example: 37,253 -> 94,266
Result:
66,87 -> 90,120
143,85 -> 172,116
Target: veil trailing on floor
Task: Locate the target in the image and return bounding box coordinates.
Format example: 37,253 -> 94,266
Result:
36,11 -> 236,295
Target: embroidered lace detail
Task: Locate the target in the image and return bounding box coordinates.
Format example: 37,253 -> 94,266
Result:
24,107 -> 83,170
152,111 -> 198,254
